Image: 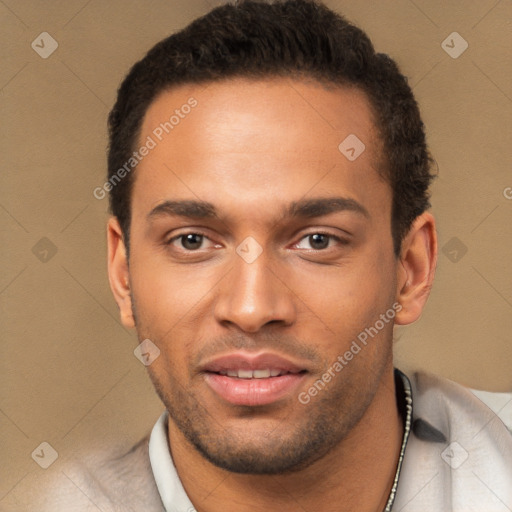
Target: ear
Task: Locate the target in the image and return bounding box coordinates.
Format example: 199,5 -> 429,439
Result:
107,217 -> 135,329
394,212 -> 437,325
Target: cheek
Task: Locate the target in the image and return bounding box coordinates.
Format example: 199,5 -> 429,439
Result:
129,248 -> 218,332
298,255 -> 393,321
290,253 -> 396,359
128,255 -> 224,382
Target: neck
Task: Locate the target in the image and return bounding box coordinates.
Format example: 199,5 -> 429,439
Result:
168,369 -> 403,512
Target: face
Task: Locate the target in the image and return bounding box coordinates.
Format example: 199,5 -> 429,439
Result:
111,78 -> 406,474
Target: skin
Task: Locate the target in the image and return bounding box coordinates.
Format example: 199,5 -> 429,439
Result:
108,78 -> 437,512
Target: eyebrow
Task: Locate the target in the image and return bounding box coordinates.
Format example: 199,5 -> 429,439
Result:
287,197 -> 370,219
147,196 -> 369,221
148,200 -> 217,220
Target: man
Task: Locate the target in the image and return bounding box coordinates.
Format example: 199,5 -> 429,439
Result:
47,1 -> 512,510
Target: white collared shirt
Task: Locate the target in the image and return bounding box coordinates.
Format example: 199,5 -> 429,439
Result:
149,411 -> 197,512
148,371 -> 512,512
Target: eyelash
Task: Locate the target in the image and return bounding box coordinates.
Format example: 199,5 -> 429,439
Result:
294,232 -> 349,250
166,231 -> 349,252
166,232 -> 216,250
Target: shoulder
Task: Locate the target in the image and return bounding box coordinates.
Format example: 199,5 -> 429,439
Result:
394,370 -> 512,511
34,435 -> 165,512
410,371 -> 512,447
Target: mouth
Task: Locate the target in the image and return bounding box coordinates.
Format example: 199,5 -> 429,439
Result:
213,368 -> 305,378
201,352 -> 309,406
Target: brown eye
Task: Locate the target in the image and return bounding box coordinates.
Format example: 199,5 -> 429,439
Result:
180,233 -> 204,250
308,233 -> 329,250
294,232 -> 350,253
166,232 -> 219,255
296,233 -> 336,250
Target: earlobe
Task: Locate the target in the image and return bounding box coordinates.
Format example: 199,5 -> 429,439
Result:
394,212 -> 437,326
107,217 -> 135,329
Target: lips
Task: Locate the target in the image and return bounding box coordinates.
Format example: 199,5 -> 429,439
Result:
201,352 -> 308,406
202,352 -> 306,374
219,368 -> 289,378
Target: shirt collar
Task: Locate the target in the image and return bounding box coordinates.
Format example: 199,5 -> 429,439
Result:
149,411 -> 195,511
149,369 -> 413,512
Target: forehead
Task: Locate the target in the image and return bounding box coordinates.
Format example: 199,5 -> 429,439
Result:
142,77 -> 381,156
132,77 -> 389,221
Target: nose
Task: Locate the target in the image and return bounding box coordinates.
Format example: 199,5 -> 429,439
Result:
214,251 -> 296,333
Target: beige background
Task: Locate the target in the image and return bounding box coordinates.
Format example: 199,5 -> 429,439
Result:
1,0 -> 511,506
